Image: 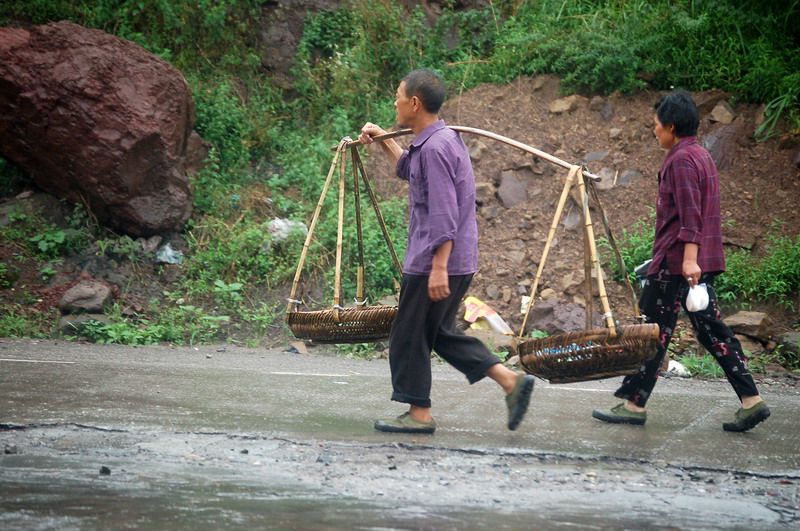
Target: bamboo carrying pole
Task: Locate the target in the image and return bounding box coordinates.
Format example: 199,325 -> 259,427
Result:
338,127 -> 602,182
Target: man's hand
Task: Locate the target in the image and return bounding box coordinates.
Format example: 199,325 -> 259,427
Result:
358,122 -> 387,144
428,267 -> 450,301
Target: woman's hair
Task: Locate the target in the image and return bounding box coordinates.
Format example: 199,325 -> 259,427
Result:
402,69 -> 446,114
654,91 -> 700,137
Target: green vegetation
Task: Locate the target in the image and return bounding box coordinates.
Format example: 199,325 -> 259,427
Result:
1,0 -> 798,347
677,352 -> 725,379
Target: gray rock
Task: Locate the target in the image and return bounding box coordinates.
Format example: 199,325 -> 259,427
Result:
497,170 -> 527,208
710,101 -> 737,124
469,140 -> 489,162
549,95 -> 588,114
560,204 -> 582,231
522,298 -> 603,336
539,288 -> 557,300
617,170 -> 643,186
701,124 -> 740,171
480,204 -> 501,220
594,168 -> 616,191
58,281 -> 113,314
777,332 -> 800,360
486,284 -> 501,300
588,95 -> 605,111
726,311 -> 774,342
475,181 -> 496,206
57,313 -> 110,336
609,128 -> 623,139
582,149 -> 610,163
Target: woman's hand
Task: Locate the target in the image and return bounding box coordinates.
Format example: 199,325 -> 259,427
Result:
683,260 -> 702,286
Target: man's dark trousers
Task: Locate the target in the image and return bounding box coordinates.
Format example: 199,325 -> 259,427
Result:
388,273 -> 500,408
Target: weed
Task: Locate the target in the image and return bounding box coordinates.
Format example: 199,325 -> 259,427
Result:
334,342 -> 383,360
678,352 -> 724,379
0,304 -> 58,338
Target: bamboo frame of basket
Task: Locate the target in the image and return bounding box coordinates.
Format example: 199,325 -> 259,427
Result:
285,140 -> 400,343
516,165 -> 660,383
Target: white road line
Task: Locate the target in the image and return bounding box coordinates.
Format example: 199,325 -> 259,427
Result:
0,358 -> 76,364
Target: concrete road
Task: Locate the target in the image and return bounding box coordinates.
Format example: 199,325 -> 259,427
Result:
1,338 -> 798,529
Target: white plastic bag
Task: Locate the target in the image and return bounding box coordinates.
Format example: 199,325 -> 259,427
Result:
686,283 -> 709,312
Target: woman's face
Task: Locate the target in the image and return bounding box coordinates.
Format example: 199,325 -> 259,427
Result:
653,114 -> 678,150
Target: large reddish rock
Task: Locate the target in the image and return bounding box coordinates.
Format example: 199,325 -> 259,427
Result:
0,21 -> 205,236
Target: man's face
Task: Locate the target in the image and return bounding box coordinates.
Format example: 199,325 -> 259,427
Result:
653,114 -> 678,150
394,82 -> 416,128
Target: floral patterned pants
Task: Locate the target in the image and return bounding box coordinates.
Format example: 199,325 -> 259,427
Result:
615,269 -> 759,407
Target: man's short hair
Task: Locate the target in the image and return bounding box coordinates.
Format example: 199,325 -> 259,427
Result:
402,69 -> 445,114
654,91 -> 699,137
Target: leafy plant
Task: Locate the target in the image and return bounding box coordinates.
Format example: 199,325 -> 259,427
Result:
0,304 -> 58,338
677,352 -> 724,379
715,221 -> 800,309
599,208 -> 655,283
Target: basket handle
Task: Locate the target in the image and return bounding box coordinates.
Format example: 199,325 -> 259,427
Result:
351,148 -> 366,305
332,143 -> 348,320
286,139 -> 348,316
586,181 -> 642,321
518,165 -> 581,337
351,147 -> 403,276
575,168 -> 617,337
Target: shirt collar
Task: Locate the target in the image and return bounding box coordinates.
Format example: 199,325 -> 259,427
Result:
665,136 -> 697,159
409,120 -> 446,150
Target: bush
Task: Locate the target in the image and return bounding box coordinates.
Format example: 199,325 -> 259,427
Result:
715,222 -> 800,309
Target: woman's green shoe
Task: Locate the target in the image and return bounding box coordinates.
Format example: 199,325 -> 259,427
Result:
592,402 -> 646,425
723,401 -> 770,432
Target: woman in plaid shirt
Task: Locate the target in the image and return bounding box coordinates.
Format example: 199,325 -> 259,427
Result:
592,91 -> 769,432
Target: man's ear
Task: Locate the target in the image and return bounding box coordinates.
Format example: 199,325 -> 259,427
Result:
411,96 -> 420,112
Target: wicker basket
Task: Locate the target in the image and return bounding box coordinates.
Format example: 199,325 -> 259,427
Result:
287,305 -> 397,344
518,324 -> 660,383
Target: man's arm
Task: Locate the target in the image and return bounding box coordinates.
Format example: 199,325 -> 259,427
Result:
428,240 -> 452,301
359,122 -> 403,166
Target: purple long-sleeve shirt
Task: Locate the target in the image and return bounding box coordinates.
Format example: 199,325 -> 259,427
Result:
648,136 -> 726,276
395,120 -> 478,275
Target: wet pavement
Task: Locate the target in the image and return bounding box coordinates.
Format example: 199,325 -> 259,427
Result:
1,338 -> 798,529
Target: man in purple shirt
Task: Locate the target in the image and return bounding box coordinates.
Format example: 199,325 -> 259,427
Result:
593,91 -> 769,432
359,69 -> 535,434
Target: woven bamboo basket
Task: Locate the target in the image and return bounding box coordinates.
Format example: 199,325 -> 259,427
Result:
287,305 -> 397,344
515,165 -> 662,383
285,140 -> 400,344
518,324 -> 660,383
